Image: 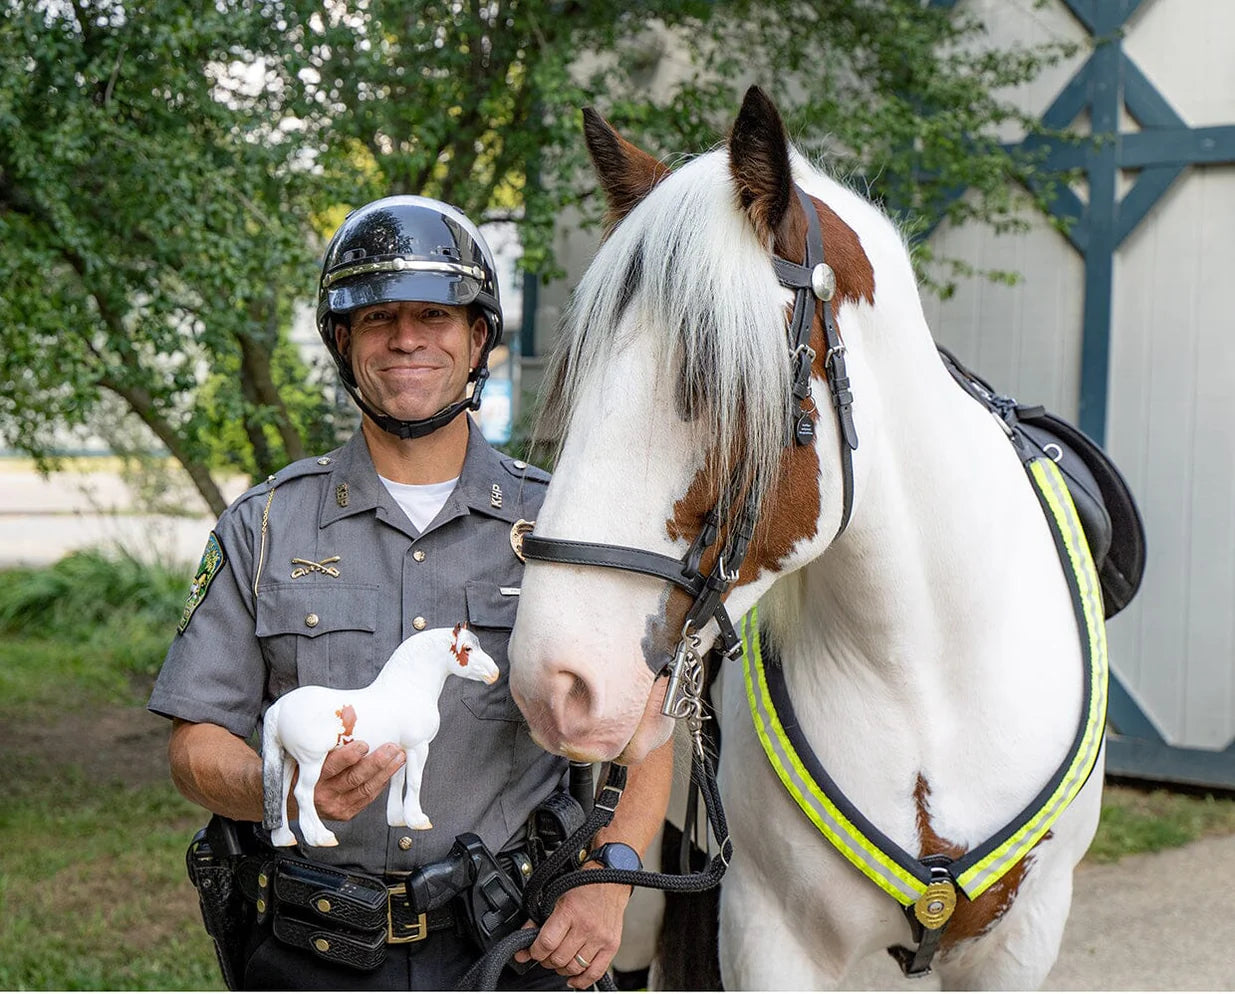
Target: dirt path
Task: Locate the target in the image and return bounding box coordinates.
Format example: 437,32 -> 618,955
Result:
3,697 -> 174,788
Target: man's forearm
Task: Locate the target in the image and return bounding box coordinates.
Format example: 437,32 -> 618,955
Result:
593,736 -> 674,859
169,719 -> 265,822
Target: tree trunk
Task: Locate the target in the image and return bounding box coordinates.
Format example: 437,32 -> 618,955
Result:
98,376 -> 229,518
237,306 -> 308,476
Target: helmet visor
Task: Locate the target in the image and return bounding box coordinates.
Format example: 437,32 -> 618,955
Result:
326,267 -> 483,316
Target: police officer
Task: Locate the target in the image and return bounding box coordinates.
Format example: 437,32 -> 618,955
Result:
150,196 -> 673,990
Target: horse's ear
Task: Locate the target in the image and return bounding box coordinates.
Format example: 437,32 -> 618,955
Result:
582,107 -> 670,227
452,622 -> 463,638
728,86 -> 793,245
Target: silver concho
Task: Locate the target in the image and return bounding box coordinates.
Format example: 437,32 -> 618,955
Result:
811,263 -> 836,302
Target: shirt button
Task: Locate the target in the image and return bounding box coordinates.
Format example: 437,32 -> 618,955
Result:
305,613 -> 319,628
514,460 -> 527,469
412,617 -> 427,631
413,550 -> 426,562
317,457 -> 331,466
398,836 -> 413,851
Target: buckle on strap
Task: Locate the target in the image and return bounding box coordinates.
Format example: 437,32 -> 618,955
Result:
386,884 -> 429,944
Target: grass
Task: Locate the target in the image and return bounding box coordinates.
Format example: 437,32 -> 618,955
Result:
0,548 -> 221,989
0,768 -> 222,990
1087,783 -> 1235,863
0,550 -> 1233,988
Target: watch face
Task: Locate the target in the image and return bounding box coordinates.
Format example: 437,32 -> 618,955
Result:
602,843 -> 642,872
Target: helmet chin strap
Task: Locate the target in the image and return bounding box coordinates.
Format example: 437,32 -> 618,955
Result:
346,366 -> 490,441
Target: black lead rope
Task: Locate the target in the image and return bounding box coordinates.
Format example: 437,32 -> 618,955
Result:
457,753 -> 732,991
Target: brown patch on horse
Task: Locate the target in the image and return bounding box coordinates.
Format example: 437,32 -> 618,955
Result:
334,705 -> 357,747
582,107 -> 671,230
649,89 -> 879,653
655,194 -> 875,645
913,774 -> 1049,950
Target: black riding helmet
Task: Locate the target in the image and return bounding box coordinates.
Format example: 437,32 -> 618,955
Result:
317,195 -> 503,439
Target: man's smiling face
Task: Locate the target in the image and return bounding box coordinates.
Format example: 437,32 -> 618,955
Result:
336,300 -> 487,422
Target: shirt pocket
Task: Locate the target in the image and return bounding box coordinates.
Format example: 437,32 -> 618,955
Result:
255,582 -> 380,689
459,579 -> 524,722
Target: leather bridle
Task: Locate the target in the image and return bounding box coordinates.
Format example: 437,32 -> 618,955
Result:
522,186 -> 859,744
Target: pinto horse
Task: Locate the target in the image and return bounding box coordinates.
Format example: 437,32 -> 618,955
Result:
509,87 -> 1106,989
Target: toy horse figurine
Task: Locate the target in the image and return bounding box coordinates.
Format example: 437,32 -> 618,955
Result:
262,624 -> 498,848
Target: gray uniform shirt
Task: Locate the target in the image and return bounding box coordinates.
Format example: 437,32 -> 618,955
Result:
149,421 -> 564,876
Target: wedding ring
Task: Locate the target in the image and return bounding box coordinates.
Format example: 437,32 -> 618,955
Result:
574,953 -> 590,968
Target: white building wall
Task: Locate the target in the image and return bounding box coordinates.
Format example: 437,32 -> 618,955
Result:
924,0 -> 1235,750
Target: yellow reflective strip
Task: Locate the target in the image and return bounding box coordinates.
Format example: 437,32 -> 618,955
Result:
957,459 -> 1108,898
741,608 -> 926,904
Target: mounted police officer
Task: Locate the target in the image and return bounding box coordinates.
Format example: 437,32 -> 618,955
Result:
150,195 -> 673,990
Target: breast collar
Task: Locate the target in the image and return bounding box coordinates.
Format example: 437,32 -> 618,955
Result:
741,452 -> 1109,975
522,186 -> 859,740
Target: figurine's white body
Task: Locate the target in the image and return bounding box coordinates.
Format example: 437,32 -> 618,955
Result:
261,624 -> 498,847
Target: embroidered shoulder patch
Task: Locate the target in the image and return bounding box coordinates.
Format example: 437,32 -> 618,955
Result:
179,532 -> 226,633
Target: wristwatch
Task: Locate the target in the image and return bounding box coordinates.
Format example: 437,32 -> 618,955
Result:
586,841 -> 643,872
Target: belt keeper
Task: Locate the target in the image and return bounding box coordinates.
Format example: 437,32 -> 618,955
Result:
595,784 -> 624,813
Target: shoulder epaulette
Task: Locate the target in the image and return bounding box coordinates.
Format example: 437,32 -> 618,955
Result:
500,456 -> 551,485
232,452 -> 341,505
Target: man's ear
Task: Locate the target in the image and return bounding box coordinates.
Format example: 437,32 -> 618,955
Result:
470,317 -> 488,367
334,321 -> 351,357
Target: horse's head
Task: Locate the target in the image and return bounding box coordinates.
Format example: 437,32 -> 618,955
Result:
448,622 -> 499,685
510,88 -> 880,763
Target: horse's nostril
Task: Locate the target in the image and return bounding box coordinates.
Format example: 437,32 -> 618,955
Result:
547,669 -> 598,740
566,673 -> 590,708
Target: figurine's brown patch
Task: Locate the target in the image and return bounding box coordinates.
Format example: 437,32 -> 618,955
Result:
450,623 -> 471,666
912,775 -> 1048,950
334,705 -> 357,747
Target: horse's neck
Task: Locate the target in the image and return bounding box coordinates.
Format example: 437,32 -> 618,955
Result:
373,655 -> 450,697
782,338 -> 1057,678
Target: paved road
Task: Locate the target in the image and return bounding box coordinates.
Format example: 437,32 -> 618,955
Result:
0,461 -> 235,567
843,827 -> 1235,990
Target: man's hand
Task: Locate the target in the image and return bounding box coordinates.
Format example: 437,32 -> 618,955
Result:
302,740 -> 406,822
513,880 -> 631,990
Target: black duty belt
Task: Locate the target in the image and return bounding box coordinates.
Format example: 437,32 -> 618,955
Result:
237,853 -> 459,971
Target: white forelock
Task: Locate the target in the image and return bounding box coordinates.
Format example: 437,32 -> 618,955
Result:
539,150 -> 797,513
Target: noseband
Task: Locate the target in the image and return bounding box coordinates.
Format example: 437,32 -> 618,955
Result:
522,186 -> 859,745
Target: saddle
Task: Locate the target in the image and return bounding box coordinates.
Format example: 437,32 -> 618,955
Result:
938,347 -> 1146,618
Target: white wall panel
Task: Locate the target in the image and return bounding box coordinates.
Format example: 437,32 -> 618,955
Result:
1124,0 -> 1235,127
936,0 -> 1235,754
922,211 -> 1085,420
1108,165 -> 1235,748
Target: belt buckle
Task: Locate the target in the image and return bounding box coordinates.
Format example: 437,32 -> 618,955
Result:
386,884 -> 428,944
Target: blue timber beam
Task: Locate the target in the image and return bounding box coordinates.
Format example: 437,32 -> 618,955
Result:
930,0 -> 1235,443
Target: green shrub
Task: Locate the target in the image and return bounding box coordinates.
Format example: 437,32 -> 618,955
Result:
0,549 -> 186,680
0,548 -> 185,637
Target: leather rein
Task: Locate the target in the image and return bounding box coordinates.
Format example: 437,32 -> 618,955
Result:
522,185 -> 859,748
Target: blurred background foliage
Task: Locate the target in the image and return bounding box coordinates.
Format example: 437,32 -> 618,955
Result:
0,0 -> 1075,513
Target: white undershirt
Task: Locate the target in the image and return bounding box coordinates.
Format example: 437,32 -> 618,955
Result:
378,475 -> 459,532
